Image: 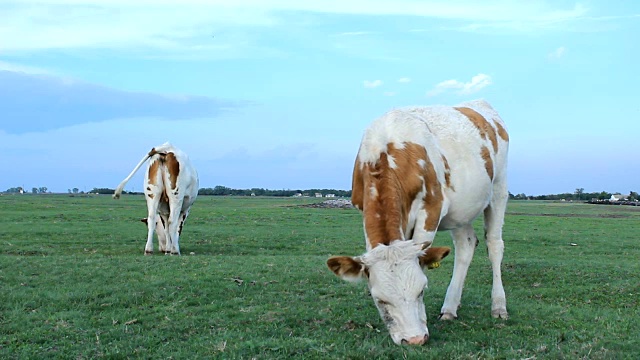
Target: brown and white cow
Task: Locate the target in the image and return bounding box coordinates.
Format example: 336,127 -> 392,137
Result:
113,142 -> 199,255
327,99 -> 509,345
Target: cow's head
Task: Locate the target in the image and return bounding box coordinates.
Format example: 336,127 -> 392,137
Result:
327,241 -> 450,345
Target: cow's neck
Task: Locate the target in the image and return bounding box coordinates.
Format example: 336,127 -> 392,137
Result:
362,153 -> 408,249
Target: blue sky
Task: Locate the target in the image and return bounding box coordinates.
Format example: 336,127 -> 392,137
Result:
1,0 -> 638,195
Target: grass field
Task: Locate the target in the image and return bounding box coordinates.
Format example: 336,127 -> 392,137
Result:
1,195 -> 639,359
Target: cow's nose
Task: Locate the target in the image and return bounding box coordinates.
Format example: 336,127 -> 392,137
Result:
402,334 -> 429,346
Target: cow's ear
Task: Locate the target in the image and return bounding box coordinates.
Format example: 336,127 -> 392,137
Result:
419,246 -> 451,270
140,218 -> 148,224
327,256 -> 367,282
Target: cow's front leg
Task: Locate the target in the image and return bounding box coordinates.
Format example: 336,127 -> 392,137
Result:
440,225 -> 478,320
166,203 -> 184,255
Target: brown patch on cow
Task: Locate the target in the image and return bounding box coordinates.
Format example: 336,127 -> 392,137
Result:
327,256 -> 364,279
494,121 -> 509,142
419,246 -> 451,269
148,193 -> 154,199
441,154 -> 454,191
148,160 -> 160,186
455,107 -> 498,153
351,156 -> 364,211
148,147 -> 158,157
356,142 -> 445,248
481,145 -> 494,180
165,152 -> 180,190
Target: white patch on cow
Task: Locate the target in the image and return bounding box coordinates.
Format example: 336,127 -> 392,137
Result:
387,154 -> 397,169
393,141 -> 407,150
417,158 -> 426,168
364,219 -> 373,251
357,110 -> 433,167
361,241 -> 429,345
369,185 -> 378,198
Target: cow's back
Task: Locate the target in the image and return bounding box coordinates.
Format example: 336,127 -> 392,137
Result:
354,99 -> 509,232
147,144 -> 199,210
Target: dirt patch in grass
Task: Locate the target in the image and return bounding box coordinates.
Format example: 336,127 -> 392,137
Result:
507,212 -> 628,219
295,199 -> 355,209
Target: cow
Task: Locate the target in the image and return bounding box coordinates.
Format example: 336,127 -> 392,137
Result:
113,142 -> 199,255
327,99 -> 509,346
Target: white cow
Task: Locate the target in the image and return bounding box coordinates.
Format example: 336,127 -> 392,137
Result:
113,142 -> 199,255
327,99 -> 509,345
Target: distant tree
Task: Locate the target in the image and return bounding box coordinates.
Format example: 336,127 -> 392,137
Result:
212,185 -> 231,195
38,187 -> 47,194
574,188 -> 584,200
32,187 -> 38,194
72,188 -> 79,194
629,191 -> 638,201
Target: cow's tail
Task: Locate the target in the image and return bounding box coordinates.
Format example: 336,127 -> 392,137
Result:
112,147 -> 161,199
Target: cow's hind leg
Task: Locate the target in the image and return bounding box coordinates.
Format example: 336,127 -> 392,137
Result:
156,216 -> 168,253
166,199 -> 185,255
144,206 -> 159,255
484,184 -> 509,319
440,225 -> 478,320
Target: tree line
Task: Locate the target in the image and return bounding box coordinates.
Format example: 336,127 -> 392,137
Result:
85,186 -> 352,197
4,186 -> 637,201
197,186 -> 351,197
509,188 -> 639,201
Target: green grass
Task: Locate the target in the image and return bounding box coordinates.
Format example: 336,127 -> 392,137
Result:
1,195 -> 639,359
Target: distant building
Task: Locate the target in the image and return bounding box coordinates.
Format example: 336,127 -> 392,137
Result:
315,193 -> 323,198
325,193 -> 336,198
610,194 -> 627,201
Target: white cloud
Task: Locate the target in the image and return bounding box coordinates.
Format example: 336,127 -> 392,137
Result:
0,1 -> 603,55
0,61 -> 54,75
363,80 -> 383,88
397,77 -> 411,83
427,73 -> 492,97
334,31 -> 376,37
383,91 -> 396,96
548,46 -> 567,59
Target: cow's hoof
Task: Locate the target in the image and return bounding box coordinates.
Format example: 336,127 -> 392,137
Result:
144,251 -> 153,256
492,309 -> 509,319
170,252 -> 180,256
439,312 -> 457,321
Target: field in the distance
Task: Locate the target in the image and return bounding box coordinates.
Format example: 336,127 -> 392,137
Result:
1,195 -> 638,359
